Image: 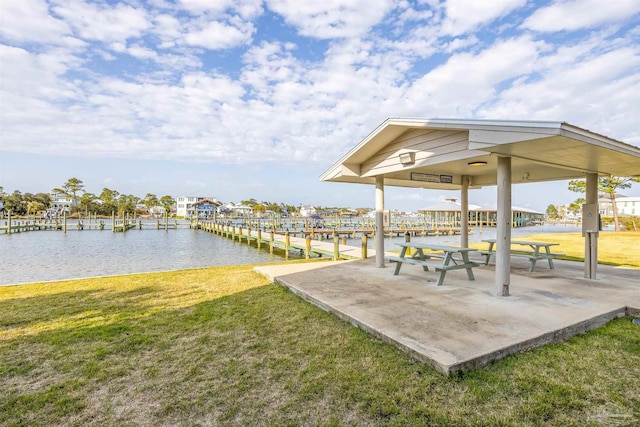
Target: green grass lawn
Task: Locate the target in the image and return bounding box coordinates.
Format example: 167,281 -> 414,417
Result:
1,265 -> 639,426
467,231 -> 640,268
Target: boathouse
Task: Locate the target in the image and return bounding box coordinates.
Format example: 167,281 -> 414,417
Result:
418,198 -> 544,228
320,118 -> 640,296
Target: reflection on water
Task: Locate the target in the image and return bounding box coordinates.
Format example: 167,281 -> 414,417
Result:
0,228 -> 285,286
0,223 -> 582,286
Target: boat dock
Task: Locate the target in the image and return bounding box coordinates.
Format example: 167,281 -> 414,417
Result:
1,213 -> 180,234
195,221 -> 373,260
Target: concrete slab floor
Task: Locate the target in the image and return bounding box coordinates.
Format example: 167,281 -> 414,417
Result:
255,257 -> 639,375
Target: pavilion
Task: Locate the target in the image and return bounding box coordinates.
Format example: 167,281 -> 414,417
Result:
320,118 -> 640,296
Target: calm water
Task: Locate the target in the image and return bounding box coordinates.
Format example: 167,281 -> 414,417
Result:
0,227 -> 287,286
0,223 -> 582,286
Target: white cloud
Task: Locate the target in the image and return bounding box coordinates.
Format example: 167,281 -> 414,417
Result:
441,0 -> 527,36
178,0 -> 264,19
404,36 -> 545,116
266,0 -> 395,39
522,0 -> 640,32
480,43 -> 640,144
1,0 -> 638,178
51,0 -> 150,43
184,19 -> 255,49
0,0 -> 71,43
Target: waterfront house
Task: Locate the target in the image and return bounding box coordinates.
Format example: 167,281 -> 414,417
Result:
192,199 -> 223,219
299,205 -> 317,217
176,195 -> 217,218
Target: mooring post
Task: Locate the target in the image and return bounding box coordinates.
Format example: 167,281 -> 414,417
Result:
405,231 -> 411,256
63,212 -> 67,233
285,231 -> 290,260
7,211 -> 11,234
361,234 -> 368,259
333,232 -> 339,261
238,227 -> 243,243
305,236 -> 311,259
112,212 -> 115,232
269,231 -> 274,254
257,229 -> 262,249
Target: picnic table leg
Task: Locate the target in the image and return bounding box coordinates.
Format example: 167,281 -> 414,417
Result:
416,249 -> 430,271
462,252 -> 476,281
394,246 -> 407,275
545,246 -> 555,269
435,270 -> 447,286
529,246 -> 539,272
435,253 -> 454,286
484,241 -> 494,265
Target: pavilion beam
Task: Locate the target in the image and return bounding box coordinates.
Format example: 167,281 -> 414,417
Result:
461,175 -> 469,248
375,175 -> 385,268
496,156 -> 512,296
585,173 -> 598,279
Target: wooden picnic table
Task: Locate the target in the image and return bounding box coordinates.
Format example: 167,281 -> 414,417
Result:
386,243 -> 479,286
479,239 -> 564,272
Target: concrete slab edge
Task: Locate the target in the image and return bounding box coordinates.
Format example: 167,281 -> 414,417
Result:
272,276 -> 450,375
446,307 -> 628,375
262,270 -> 636,376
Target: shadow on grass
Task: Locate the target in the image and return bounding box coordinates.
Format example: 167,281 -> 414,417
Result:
1,275 -> 639,427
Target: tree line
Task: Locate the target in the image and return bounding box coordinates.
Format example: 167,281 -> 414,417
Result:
0,178 -> 175,217
546,176 -> 639,231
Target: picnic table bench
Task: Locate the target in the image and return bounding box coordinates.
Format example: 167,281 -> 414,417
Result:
479,239 -> 565,272
386,243 -> 479,286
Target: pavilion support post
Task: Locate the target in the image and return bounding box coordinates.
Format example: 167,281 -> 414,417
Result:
584,173 -> 599,279
496,156 -> 512,296
461,175 -> 469,248
375,175 -> 385,268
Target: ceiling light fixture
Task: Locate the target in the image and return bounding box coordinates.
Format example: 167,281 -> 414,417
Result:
468,161 -> 488,167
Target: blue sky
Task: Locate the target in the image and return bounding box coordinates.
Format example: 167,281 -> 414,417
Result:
1,0 -> 639,212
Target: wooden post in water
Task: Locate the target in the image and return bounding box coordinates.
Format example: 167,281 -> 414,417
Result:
7,211 -> 11,234
333,232 -> 339,261
247,228 -> 252,246
112,212 -> 115,232
361,234 -> 368,259
305,236 -> 311,259
285,231 -> 290,260
63,212 -> 67,233
165,212 -> 168,231
257,229 -> 262,249
405,231 -> 411,256
269,231 -> 274,254
238,227 -> 243,243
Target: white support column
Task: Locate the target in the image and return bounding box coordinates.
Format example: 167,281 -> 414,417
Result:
375,175 -> 385,268
585,173 -> 598,279
496,156 -> 512,296
461,175 -> 469,248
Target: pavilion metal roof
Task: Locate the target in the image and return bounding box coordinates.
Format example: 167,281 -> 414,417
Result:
320,118 -> 640,190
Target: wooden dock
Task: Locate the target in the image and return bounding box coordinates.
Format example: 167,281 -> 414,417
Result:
195,221 -> 373,260
1,213 -> 181,234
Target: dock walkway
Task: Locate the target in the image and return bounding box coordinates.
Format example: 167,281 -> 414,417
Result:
195,221 -> 373,260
